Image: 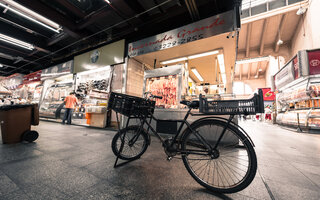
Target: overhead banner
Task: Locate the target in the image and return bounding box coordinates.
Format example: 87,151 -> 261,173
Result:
128,10 -> 235,57
74,39 -> 125,73
41,60 -> 73,80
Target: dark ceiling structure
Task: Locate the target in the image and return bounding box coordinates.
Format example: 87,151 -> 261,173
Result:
0,0 -> 239,76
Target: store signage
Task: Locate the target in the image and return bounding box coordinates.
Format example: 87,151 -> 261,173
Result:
41,60 -> 73,79
3,73 -> 23,89
308,50 -> 320,75
128,10 -> 235,57
293,56 -> 299,79
23,70 -> 42,84
74,39 -> 125,73
90,50 -> 100,63
261,88 -> 275,101
274,61 -> 294,89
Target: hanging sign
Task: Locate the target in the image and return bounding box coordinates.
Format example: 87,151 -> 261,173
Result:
308,50 -> 320,75
274,61 -> 294,89
41,60 -> 73,80
261,88 -> 275,101
293,56 -> 300,79
128,10 -> 235,57
23,70 -> 42,84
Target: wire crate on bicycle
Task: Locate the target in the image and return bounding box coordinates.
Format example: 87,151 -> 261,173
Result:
108,90 -> 264,194
108,92 -> 155,117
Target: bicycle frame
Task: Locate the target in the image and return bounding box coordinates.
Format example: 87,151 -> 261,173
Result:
125,107 -> 235,155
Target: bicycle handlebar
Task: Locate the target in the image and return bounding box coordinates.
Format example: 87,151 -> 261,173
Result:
153,95 -> 163,99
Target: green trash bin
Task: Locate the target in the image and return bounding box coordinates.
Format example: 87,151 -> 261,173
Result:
0,104 -> 39,144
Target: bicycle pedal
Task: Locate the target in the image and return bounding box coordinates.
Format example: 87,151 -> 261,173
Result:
167,156 -> 172,161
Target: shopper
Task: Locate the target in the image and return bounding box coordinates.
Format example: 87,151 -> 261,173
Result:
265,106 -> 272,121
62,92 -> 78,125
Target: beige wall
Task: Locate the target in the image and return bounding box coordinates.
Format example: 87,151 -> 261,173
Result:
291,0 -> 320,57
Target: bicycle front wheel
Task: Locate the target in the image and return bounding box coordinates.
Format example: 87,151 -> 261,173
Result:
181,119 -> 257,193
111,126 -> 149,160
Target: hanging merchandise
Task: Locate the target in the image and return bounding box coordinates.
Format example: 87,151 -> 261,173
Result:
144,65 -> 185,109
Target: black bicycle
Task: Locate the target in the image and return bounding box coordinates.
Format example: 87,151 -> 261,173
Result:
109,90 -> 264,193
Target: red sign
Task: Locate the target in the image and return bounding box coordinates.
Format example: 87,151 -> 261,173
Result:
293,56 -> 299,79
261,88 -> 275,101
308,50 -> 320,75
23,70 -> 42,84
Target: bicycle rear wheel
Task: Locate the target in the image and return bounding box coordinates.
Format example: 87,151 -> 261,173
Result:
181,119 -> 257,193
112,126 -> 149,160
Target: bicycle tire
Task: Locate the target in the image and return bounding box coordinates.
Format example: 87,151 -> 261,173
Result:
181,119 -> 257,193
111,126 -> 149,160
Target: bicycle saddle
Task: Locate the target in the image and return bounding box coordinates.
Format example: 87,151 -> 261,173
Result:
180,100 -> 199,109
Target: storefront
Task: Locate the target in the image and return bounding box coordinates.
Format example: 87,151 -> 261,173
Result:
123,9 -> 240,130
73,39 -> 125,127
21,70 -> 42,104
39,60 -> 74,120
273,48 -> 320,129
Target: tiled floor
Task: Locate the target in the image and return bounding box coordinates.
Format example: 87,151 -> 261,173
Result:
0,120 -> 319,199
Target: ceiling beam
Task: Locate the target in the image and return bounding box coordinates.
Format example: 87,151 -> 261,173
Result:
247,62 -> 252,79
54,0 -> 86,19
246,23 -> 252,58
275,13 -> 288,53
255,62 -> 260,78
239,64 -> 242,81
259,18 -> 269,56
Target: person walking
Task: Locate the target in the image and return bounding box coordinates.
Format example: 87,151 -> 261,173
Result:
62,92 -> 78,125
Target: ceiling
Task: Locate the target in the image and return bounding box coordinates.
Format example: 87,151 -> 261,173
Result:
134,32 -> 237,86
234,59 -> 269,80
235,1 -> 306,81
0,0 -> 238,76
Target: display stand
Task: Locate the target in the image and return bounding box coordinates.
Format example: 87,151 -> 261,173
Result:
113,112 -> 141,168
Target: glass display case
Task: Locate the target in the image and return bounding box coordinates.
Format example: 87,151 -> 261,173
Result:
39,82 -> 74,118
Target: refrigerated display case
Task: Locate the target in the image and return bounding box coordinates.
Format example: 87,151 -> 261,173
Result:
274,48 -> 320,129
39,82 -> 74,119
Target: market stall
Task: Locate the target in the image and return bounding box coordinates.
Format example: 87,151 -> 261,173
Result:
273,48 -> 320,129
75,66 -> 113,127
123,8 -> 240,131
73,39 -> 125,127
39,61 -> 74,120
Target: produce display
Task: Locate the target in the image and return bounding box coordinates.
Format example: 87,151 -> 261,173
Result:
146,75 -> 178,109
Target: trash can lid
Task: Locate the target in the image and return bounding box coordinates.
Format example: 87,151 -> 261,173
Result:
0,104 -> 34,111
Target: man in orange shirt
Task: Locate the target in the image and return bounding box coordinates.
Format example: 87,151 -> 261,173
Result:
62,92 -> 78,125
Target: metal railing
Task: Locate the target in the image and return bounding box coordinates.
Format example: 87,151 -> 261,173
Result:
241,0 -> 305,18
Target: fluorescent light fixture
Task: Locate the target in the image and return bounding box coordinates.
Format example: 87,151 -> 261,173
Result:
0,64 -> 3,68
104,0 -> 111,3
188,50 -> 219,60
236,56 -> 269,64
0,33 -> 34,50
0,1 -> 61,33
160,57 -> 188,65
217,54 -> 225,74
191,68 -> 204,82
221,74 -> 227,84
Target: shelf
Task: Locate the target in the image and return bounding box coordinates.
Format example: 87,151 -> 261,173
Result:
91,89 -> 109,94
89,96 -> 108,100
